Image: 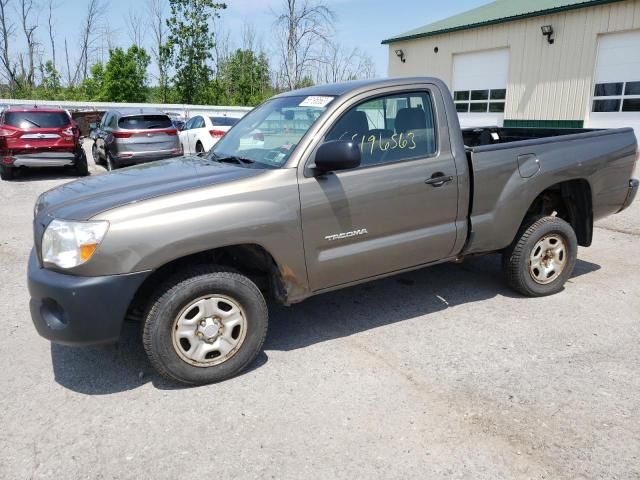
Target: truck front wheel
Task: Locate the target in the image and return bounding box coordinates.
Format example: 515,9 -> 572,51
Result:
142,267 -> 268,385
503,216 -> 577,297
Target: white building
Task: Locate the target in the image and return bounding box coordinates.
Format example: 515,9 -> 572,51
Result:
383,0 -> 640,139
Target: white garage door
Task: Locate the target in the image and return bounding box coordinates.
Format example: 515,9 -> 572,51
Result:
586,30 -> 640,142
452,48 -> 509,128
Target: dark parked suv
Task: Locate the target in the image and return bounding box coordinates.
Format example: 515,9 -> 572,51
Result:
91,109 -> 181,170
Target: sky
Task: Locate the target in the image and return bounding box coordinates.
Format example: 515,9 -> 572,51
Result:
22,0 -> 490,80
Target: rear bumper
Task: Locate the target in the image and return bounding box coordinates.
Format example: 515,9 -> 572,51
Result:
114,150 -> 182,166
11,151 -> 76,167
27,250 -> 150,346
618,178 -> 639,213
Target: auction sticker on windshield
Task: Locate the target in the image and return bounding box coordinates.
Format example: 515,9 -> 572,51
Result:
299,96 -> 334,108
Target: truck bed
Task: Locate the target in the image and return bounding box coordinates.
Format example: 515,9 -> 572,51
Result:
462,126 -> 600,148
461,126 -> 638,255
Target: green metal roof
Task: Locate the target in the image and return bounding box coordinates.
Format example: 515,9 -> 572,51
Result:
381,0 -> 625,44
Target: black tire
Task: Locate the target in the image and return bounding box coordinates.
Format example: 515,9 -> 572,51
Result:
195,141 -> 204,154
73,149 -> 89,176
91,143 -> 99,163
0,165 -> 13,180
105,151 -> 116,171
503,215 -> 578,297
142,267 -> 268,385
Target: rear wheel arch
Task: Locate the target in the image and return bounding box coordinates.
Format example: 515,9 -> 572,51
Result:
518,179 -> 593,247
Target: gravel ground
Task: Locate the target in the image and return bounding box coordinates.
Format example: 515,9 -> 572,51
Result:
1,141 -> 639,479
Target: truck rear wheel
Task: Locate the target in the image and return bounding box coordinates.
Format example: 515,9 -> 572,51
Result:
503,216 -> 577,297
142,267 -> 268,385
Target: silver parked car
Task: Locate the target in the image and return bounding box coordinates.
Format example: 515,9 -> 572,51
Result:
91,109 -> 181,170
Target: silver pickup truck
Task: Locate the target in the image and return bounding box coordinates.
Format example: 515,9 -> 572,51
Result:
29,77 -> 639,385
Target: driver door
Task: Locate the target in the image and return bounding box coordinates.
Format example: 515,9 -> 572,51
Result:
298,88 -> 460,292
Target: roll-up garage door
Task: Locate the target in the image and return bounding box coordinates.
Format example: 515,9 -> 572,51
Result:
587,30 -> 640,142
452,48 -> 509,128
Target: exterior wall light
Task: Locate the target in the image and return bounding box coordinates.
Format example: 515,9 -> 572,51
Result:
541,25 -> 554,44
395,49 -> 406,63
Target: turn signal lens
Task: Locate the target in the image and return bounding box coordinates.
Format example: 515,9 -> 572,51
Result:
79,243 -> 99,262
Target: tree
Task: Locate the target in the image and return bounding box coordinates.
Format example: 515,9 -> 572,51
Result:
272,0 -> 335,90
40,60 -> 61,96
216,48 -> 270,106
47,0 -> 56,72
125,7 -> 147,47
67,0 -> 105,86
19,0 -> 38,88
0,0 -> 21,94
81,62 -> 104,100
165,0 -> 227,104
101,45 -> 150,102
147,0 -> 170,103
316,41 -> 377,84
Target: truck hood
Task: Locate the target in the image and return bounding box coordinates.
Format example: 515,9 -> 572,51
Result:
35,156 -> 264,221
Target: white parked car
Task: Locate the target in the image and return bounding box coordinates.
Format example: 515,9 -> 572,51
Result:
179,115 -> 240,155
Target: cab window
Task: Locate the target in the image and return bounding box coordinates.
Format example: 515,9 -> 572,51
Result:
325,91 -> 437,167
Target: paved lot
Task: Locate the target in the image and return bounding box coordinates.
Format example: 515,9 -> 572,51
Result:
1,144 -> 639,479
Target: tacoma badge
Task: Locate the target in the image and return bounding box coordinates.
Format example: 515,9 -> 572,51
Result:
324,228 -> 369,241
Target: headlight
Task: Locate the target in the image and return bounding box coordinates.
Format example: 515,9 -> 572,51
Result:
41,219 -> 109,269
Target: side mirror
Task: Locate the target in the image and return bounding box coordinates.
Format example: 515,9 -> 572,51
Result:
314,140 -> 361,174
89,122 -> 97,130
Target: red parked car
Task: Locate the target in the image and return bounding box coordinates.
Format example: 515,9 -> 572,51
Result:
0,107 -> 88,180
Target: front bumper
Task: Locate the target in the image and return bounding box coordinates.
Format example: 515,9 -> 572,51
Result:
27,250 -> 150,346
619,178 -> 639,213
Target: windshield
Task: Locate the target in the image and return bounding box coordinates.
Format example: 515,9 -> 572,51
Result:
210,95 -> 335,168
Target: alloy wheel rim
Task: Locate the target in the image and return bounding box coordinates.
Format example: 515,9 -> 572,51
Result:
529,233 -> 568,284
171,294 -> 248,367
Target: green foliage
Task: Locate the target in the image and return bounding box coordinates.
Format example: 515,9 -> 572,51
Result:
215,49 -> 271,106
102,46 -> 150,102
165,0 -> 227,104
40,61 -> 61,95
297,76 -> 315,89
81,63 -> 105,101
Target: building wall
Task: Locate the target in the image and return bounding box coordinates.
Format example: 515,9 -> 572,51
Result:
386,0 -> 640,124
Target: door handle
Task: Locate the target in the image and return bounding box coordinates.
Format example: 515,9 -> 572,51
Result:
425,172 -> 453,187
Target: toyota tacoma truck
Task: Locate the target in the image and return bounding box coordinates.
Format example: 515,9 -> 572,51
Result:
28,77 -> 639,385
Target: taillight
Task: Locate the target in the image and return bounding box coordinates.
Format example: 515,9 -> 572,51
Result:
0,127 -> 19,137
113,131 -> 133,139
165,129 -> 178,136
61,127 -> 74,138
253,132 -> 264,142
210,129 -> 226,138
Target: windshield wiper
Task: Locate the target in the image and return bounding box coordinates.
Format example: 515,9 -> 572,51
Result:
211,153 -> 255,167
23,118 -> 41,127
